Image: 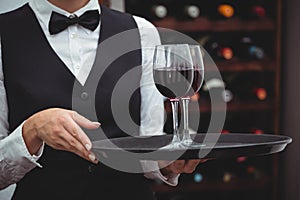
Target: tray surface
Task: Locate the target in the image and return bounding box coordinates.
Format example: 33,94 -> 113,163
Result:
92,133 -> 292,160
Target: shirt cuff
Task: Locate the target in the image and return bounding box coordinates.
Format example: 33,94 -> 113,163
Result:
140,160 -> 180,186
4,122 -> 44,168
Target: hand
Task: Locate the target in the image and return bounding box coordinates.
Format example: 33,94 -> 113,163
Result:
158,159 -> 207,176
22,108 -> 100,164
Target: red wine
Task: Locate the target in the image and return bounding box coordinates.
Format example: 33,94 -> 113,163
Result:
184,69 -> 204,97
154,68 -> 193,99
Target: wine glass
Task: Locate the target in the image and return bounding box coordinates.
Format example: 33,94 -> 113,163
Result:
181,45 -> 205,147
153,44 -> 193,147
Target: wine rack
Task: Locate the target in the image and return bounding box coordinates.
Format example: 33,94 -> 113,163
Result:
125,0 -> 282,200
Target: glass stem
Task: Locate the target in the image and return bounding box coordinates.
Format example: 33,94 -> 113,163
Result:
182,97 -> 193,144
170,99 -> 180,144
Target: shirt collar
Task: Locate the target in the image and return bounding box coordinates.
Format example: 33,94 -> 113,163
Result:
30,0 -> 101,32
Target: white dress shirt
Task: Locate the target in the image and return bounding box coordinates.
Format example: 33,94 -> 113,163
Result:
0,0 -> 179,190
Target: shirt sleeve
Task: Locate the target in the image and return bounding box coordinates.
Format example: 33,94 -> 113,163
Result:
133,16 -> 180,186
0,37 -> 44,190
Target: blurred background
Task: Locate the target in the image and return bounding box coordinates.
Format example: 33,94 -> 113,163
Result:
123,0 -> 299,199
0,0 -> 299,199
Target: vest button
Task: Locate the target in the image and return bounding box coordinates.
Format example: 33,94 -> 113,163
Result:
81,92 -> 88,100
88,165 -> 95,173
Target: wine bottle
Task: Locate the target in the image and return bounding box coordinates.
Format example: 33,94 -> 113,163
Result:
248,87 -> 268,101
246,166 -> 262,180
207,0 -> 236,20
225,73 -> 269,102
190,93 -> 200,102
250,128 -> 264,134
253,87 -> 267,101
176,0 -> 202,20
236,36 -> 265,60
193,172 -> 204,183
201,78 -> 227,103
203,78 -> 226,91
183,4 -> 201,19
238,0 -> 269,20
199,36 -> 234,61
236,156 -> 247,163
125,0 -> 172,21
151,4 -> 168,19
251,5 -> 267,18
221,129 -> 231,134
221,89 -> 233,103
152,0 -> 177,20
234,86 -> 268,101
218,4 -> 235,19
223,172 -> 234,183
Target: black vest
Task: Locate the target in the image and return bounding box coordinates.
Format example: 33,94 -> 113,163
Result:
0,4 -> 154,200
1,4 -> 142,162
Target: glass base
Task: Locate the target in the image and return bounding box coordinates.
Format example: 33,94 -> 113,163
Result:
181,139 -> 206,148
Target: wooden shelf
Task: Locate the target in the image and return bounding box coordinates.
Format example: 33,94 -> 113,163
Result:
151,176 -> 270,193
153,17 -> 275,32
210,58 -> 276,72
165,101 -> 274,113
195,101 -> 274,113
125,1 -> 282,199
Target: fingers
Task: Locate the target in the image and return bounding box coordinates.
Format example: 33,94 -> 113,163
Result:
25,108 -> 100,164
72,111 -> 100,130
55,127 -> 98,164
183,159 -> 201,173
63,117 -> 93,151
69,111 -> 101,150
62,119 -> 98,163
159,159 -> 207,176
171,160 -> 185,174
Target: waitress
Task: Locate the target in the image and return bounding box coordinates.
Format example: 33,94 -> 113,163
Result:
0,0 -> 201,199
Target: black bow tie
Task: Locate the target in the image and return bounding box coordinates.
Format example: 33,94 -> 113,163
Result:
49,10 -> 100,35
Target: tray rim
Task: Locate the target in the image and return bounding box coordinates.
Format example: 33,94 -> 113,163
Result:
92,133 -> 292,151
91,133 -> 292,160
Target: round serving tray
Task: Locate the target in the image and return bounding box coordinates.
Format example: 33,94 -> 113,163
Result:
92,133 -> 292,160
